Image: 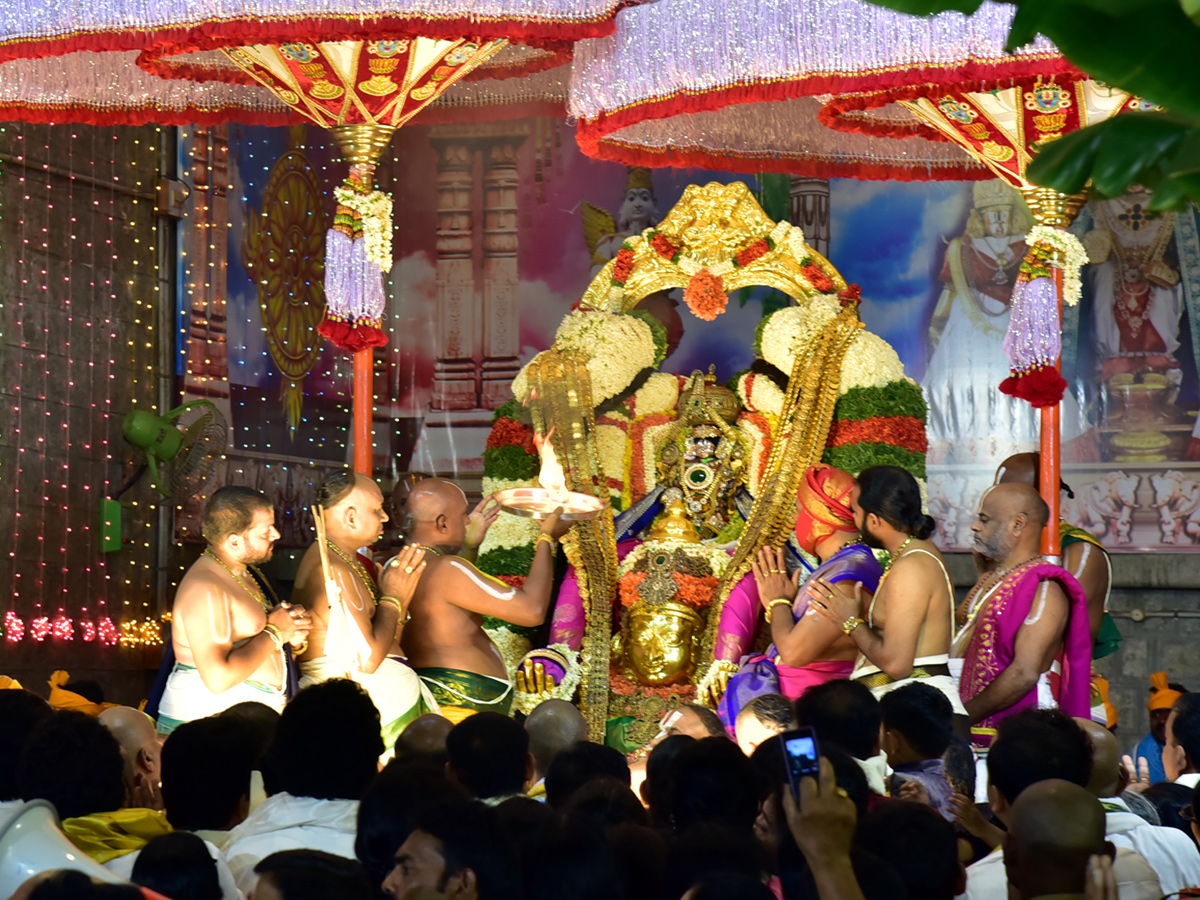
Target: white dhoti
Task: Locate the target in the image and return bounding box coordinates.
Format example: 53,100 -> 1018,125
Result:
852,654 -> 969,717
300,655 -> 435,755
156,663 -> 286,735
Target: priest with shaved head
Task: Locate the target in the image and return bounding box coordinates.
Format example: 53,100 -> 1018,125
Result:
952,482 -> 1093,748
400,477 -> 572,722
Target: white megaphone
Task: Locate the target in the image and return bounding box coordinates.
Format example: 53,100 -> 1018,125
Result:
0,800 -> 127,897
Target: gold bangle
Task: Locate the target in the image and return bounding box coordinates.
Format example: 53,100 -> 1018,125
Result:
536,533 -> 555,550
262,623 -> 284,651
767,598 -> 793,614
379,596 -> 411,624
293,641 -> 309,656
842,616 -> 865,636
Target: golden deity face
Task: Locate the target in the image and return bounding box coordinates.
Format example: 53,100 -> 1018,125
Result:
620,605 -> 701,686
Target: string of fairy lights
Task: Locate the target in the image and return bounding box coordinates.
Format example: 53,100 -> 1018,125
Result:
1,124 -> 164,648
2,120 -> 415,651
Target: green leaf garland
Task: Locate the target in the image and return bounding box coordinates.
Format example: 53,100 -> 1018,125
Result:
833,381 -> 927,424
482,444 -> 539,481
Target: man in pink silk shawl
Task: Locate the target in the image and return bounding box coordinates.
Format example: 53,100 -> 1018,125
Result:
953,483 -> 1092,749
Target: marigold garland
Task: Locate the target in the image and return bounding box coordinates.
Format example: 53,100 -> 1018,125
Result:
1026,225 -> 1088,307
611,246 -> 635,285
800,259 -> 836,294
618,572 -> 647,608
735,237 -> 772,268
609,670 -> 697,701
650,231 -> 681,262
684,270 -> 728,321
485,417 -> 536,454
671,573 -> 720,609
825,416 -> 928,454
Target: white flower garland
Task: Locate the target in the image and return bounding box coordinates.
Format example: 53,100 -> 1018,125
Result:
334,185 -> 393,271
554,310 -> 658,402
595,423 -> 629,483
757,298 -> 841,373
633,372 -> 682,416
736,371 -> 785,418
838,332 -> 906,394
1026,225 -> 1088,307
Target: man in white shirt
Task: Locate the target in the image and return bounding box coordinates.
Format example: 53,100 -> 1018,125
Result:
1164,694 -> 1200,788
1077,716 -> 1200,893
222,679 -> 383,895
961,709 -> 1161,900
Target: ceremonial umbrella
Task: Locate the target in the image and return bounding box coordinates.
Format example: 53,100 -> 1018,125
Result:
0,0 -> 631,474
568,0 -> 1134,553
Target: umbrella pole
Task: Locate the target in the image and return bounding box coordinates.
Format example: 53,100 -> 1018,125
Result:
353,348 -> 373,475
1039,266 -> 1063,560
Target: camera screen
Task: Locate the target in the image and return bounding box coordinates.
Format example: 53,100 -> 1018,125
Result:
786,735 -> 817,778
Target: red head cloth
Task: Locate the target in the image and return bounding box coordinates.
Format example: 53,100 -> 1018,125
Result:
794,465 -> 858,556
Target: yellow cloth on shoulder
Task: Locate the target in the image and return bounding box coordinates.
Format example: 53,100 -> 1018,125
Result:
61,808 -> 173,863
48,670 -> 118,716
0,676 -> 23,690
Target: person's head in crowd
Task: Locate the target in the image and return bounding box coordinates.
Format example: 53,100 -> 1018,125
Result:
986,708 -> 1093,825
747,736 -> 789,870
641,734 -> 693,827
562,776 -> 648,830
525,699 -> 589,783
382,800 -> 521,900
264,679 -> 383,801
1143,782 -> 1196,843
544,740 -> 630,809
857,801 -> 965,900
20,870 -> 143,900
735,694 -> 795,756
98,707 -> 162,810
1003,779 -> 1113,900
492,796 -> 558,876
664,823 -> 765,900
218,701 -> 281,767
817,743 -> 872,822
793,679 -> 881,761
254,849 -> 372,900
356,759 -> 467,900
523,815 -> 623,900
0,689 -> 52,801
16,710 -> 125,819
1190,782 -> 1200,847
1074,716 -> 1125,799
201,485 -> 278,565
161,716 -> 255,833
658,705 -> 727,741
608,824 -> 668,900
664,737 -> 758,834
445,712 -> 532,802
681,872 -> 775,900
853,463 -> 936,547
943,734 -> 977,799
1165,693 -> 1200,781
393,714 -> 454,768
879,682 -> 953,765
1148,672 -> 1186,745
130,831 -> 221,900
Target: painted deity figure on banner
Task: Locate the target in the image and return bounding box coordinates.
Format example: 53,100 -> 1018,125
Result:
922,180 -> 1037,465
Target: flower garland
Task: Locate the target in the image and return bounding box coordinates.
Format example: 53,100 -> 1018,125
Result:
800,257 -> 836,294
825,416 -> 928,454
756,299 -> 841,373
834,380 -> 927,423
736,371 -> 785,418
1025,225 -> 1088,307
485,417 -> 536,455
626,309 -> 669,366
483,625 -> 532,682
333,183 -> 393,271
683,269 -> 728,321
631,372 -> 682,416
838,332 -> 906,393
512,310 -> 658,404
481,444 -> 540,481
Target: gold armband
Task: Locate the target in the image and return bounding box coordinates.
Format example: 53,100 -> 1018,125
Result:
767,598 -> 794,615
536,533 -> 556,550
841,616 -> 865,636
378,595 -> 410,623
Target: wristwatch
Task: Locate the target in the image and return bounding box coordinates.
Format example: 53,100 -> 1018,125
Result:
841,615 -> 865,636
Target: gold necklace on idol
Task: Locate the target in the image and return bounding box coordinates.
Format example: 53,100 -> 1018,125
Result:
324,539 -> 380,610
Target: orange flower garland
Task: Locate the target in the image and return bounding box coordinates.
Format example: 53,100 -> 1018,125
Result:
825,415 -> 928,454
801,260 -> 835,294
684,270 -> 728,321
619,572 -> 648,608
671,573 -> 720,608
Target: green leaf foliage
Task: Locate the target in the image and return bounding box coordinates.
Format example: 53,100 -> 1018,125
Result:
833,381 -> 928,424
482,444 -> 539,481
1026,114 -> 1200,209
823,443 -> 927,480
477,545 -> 536,576
854,0 -> 986,13
492,400 -> 527,424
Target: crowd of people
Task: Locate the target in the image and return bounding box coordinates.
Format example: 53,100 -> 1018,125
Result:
1,457 -> 1195,900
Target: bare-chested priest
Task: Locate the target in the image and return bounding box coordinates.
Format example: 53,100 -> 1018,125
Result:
401,478 -> 570,722
291,471 -> 429,751
157,486 -> 310,735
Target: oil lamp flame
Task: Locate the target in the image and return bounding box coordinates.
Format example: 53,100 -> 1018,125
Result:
534,427 -> 568,502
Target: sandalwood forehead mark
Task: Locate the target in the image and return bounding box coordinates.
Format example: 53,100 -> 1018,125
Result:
449,560 -> 516,600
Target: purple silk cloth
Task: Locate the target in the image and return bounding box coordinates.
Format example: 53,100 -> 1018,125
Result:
890,758 -> 954,820
719,544 -> 883,732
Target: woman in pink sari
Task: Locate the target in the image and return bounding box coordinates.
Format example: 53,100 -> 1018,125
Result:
719,466 -> 882,727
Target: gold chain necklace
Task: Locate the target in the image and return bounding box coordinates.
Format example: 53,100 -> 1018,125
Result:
325,540 -> 381,606
872,535 -> 916,598
409,543 -> 444,556
204,549 -> 270,612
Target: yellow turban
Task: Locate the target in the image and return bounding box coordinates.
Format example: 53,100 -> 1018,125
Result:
1148,671 -> 1183,713
0,675 -> 24,690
